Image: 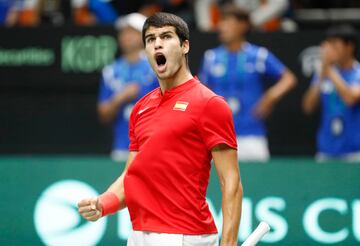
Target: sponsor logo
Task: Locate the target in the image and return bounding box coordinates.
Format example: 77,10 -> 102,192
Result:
34,180 -> 360,244
299,46 -> 321,77
138,107 -> 150,115
34,180 -> 107,246
62,35 -> 117,73
0,48 -> 54,66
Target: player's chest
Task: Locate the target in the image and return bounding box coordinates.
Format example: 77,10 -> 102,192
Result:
134,98 -> 200,144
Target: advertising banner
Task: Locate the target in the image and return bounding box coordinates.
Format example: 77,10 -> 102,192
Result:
0,157 -> 359,245
0,28 -> 329,155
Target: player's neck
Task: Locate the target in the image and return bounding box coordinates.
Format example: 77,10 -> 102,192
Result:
124,50 -> 141,63
159,63 -> 193,94
225,38 -> 245,52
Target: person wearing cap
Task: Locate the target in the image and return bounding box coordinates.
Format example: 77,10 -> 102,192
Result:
199,3 -> 297,162
97,13 -> 157,161
303,24 -> 360,162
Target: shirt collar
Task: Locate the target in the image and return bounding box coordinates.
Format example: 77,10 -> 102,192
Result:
158,77 -> 199,96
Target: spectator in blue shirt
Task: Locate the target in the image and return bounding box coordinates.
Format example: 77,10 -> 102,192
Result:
0,0 -> 21,26
303,25 -> 360,162
199,3 -> 296,162
98,13 -> 157,161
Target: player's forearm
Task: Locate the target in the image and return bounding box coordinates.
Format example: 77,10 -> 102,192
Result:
99,85 -> 140,123
328,68 -> 360,106
220,179 -> 243,246
267,70 -> 297,104
302,85 -> 320,114
105,173 -> 127,210
98,93 -> 130,123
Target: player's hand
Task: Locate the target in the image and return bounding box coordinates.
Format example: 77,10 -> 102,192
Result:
253,92 -> 276,119
121,83 -> 140,100
320,41 -> 337,78
77,197 -> 102,222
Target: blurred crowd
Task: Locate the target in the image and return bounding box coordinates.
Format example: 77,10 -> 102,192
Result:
96,4 -> 360,163
1,0 -> 359,31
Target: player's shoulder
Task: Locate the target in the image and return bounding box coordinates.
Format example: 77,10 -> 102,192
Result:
101,57 -> 123,75
203,45 -> 226,61
350,61 -> 360,82
193,78 -> 226,102
194,82 -> 231,114
245,42 -> 270,58
353,61 -> 360,74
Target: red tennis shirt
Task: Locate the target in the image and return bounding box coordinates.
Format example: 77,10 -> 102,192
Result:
123,77 -> 237,235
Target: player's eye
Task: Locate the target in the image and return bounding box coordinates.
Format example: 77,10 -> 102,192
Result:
162,34 -> 172,40
146,37 -> 155,44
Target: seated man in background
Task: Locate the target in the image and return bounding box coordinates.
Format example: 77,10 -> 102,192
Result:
303,25 -> 360,162
199,4 -> 296,162
98,13 -> 157,161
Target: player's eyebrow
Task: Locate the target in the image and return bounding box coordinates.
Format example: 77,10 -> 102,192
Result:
159,31 -> 174,36
144,33 -> 155,40
145,31 -> 175,40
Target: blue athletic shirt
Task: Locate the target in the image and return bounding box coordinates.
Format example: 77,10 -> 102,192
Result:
0,0 -> 21,23
199,43 -> 285,136
98,54 -> 157,151
311,61 -> 360,156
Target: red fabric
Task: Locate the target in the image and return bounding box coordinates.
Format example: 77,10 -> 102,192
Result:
99,192 -> 120,217
124,78 -> 237,234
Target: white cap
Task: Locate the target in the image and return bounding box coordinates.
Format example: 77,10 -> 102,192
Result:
115,13 -> 147,32
71,0 -> 88,8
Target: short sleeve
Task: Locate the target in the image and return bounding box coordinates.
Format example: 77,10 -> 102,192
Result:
98,77 -> 113,103
310,73 -> 320,87
198,50 -> 215,87
262,49 -> 285,80
351,69 -> 360,86
198,57 -> 209,85
198,96 -> 237,151
128,103 -> 140,151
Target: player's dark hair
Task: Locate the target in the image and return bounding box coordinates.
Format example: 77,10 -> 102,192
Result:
142,12 -> 190,66
326,24 -> 358,54
220,3 -> 250,24
220,3 -> 251,36
142,12 -> 190,47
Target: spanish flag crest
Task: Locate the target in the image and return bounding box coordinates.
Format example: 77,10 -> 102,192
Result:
173,101 -> 189,111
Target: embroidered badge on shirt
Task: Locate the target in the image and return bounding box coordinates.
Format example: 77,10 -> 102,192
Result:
173,101 -> 189,111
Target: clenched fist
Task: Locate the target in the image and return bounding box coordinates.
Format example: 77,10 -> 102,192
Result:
78,197 -> 102,222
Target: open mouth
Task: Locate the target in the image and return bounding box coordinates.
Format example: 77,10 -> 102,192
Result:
155,53 -> 167,69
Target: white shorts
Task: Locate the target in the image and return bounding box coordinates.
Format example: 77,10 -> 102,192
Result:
237,136 -> 269,162
127,231 -> 219,246
316,151 -> 360,163
111,149 -> 129,162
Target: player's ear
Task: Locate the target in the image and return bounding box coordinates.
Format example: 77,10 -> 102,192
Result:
182,40 -> 189,55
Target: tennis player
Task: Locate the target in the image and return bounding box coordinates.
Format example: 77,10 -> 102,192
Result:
78,12 -> 243,246
97,13 -> 157,161
303,25 -> 360,162
199,4 -> 297,162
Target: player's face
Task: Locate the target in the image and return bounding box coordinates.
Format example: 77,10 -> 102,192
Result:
327,38 -> 353,63
118,26 -> 143,54
218,15 -> 248,44
144,26 -> 189,80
